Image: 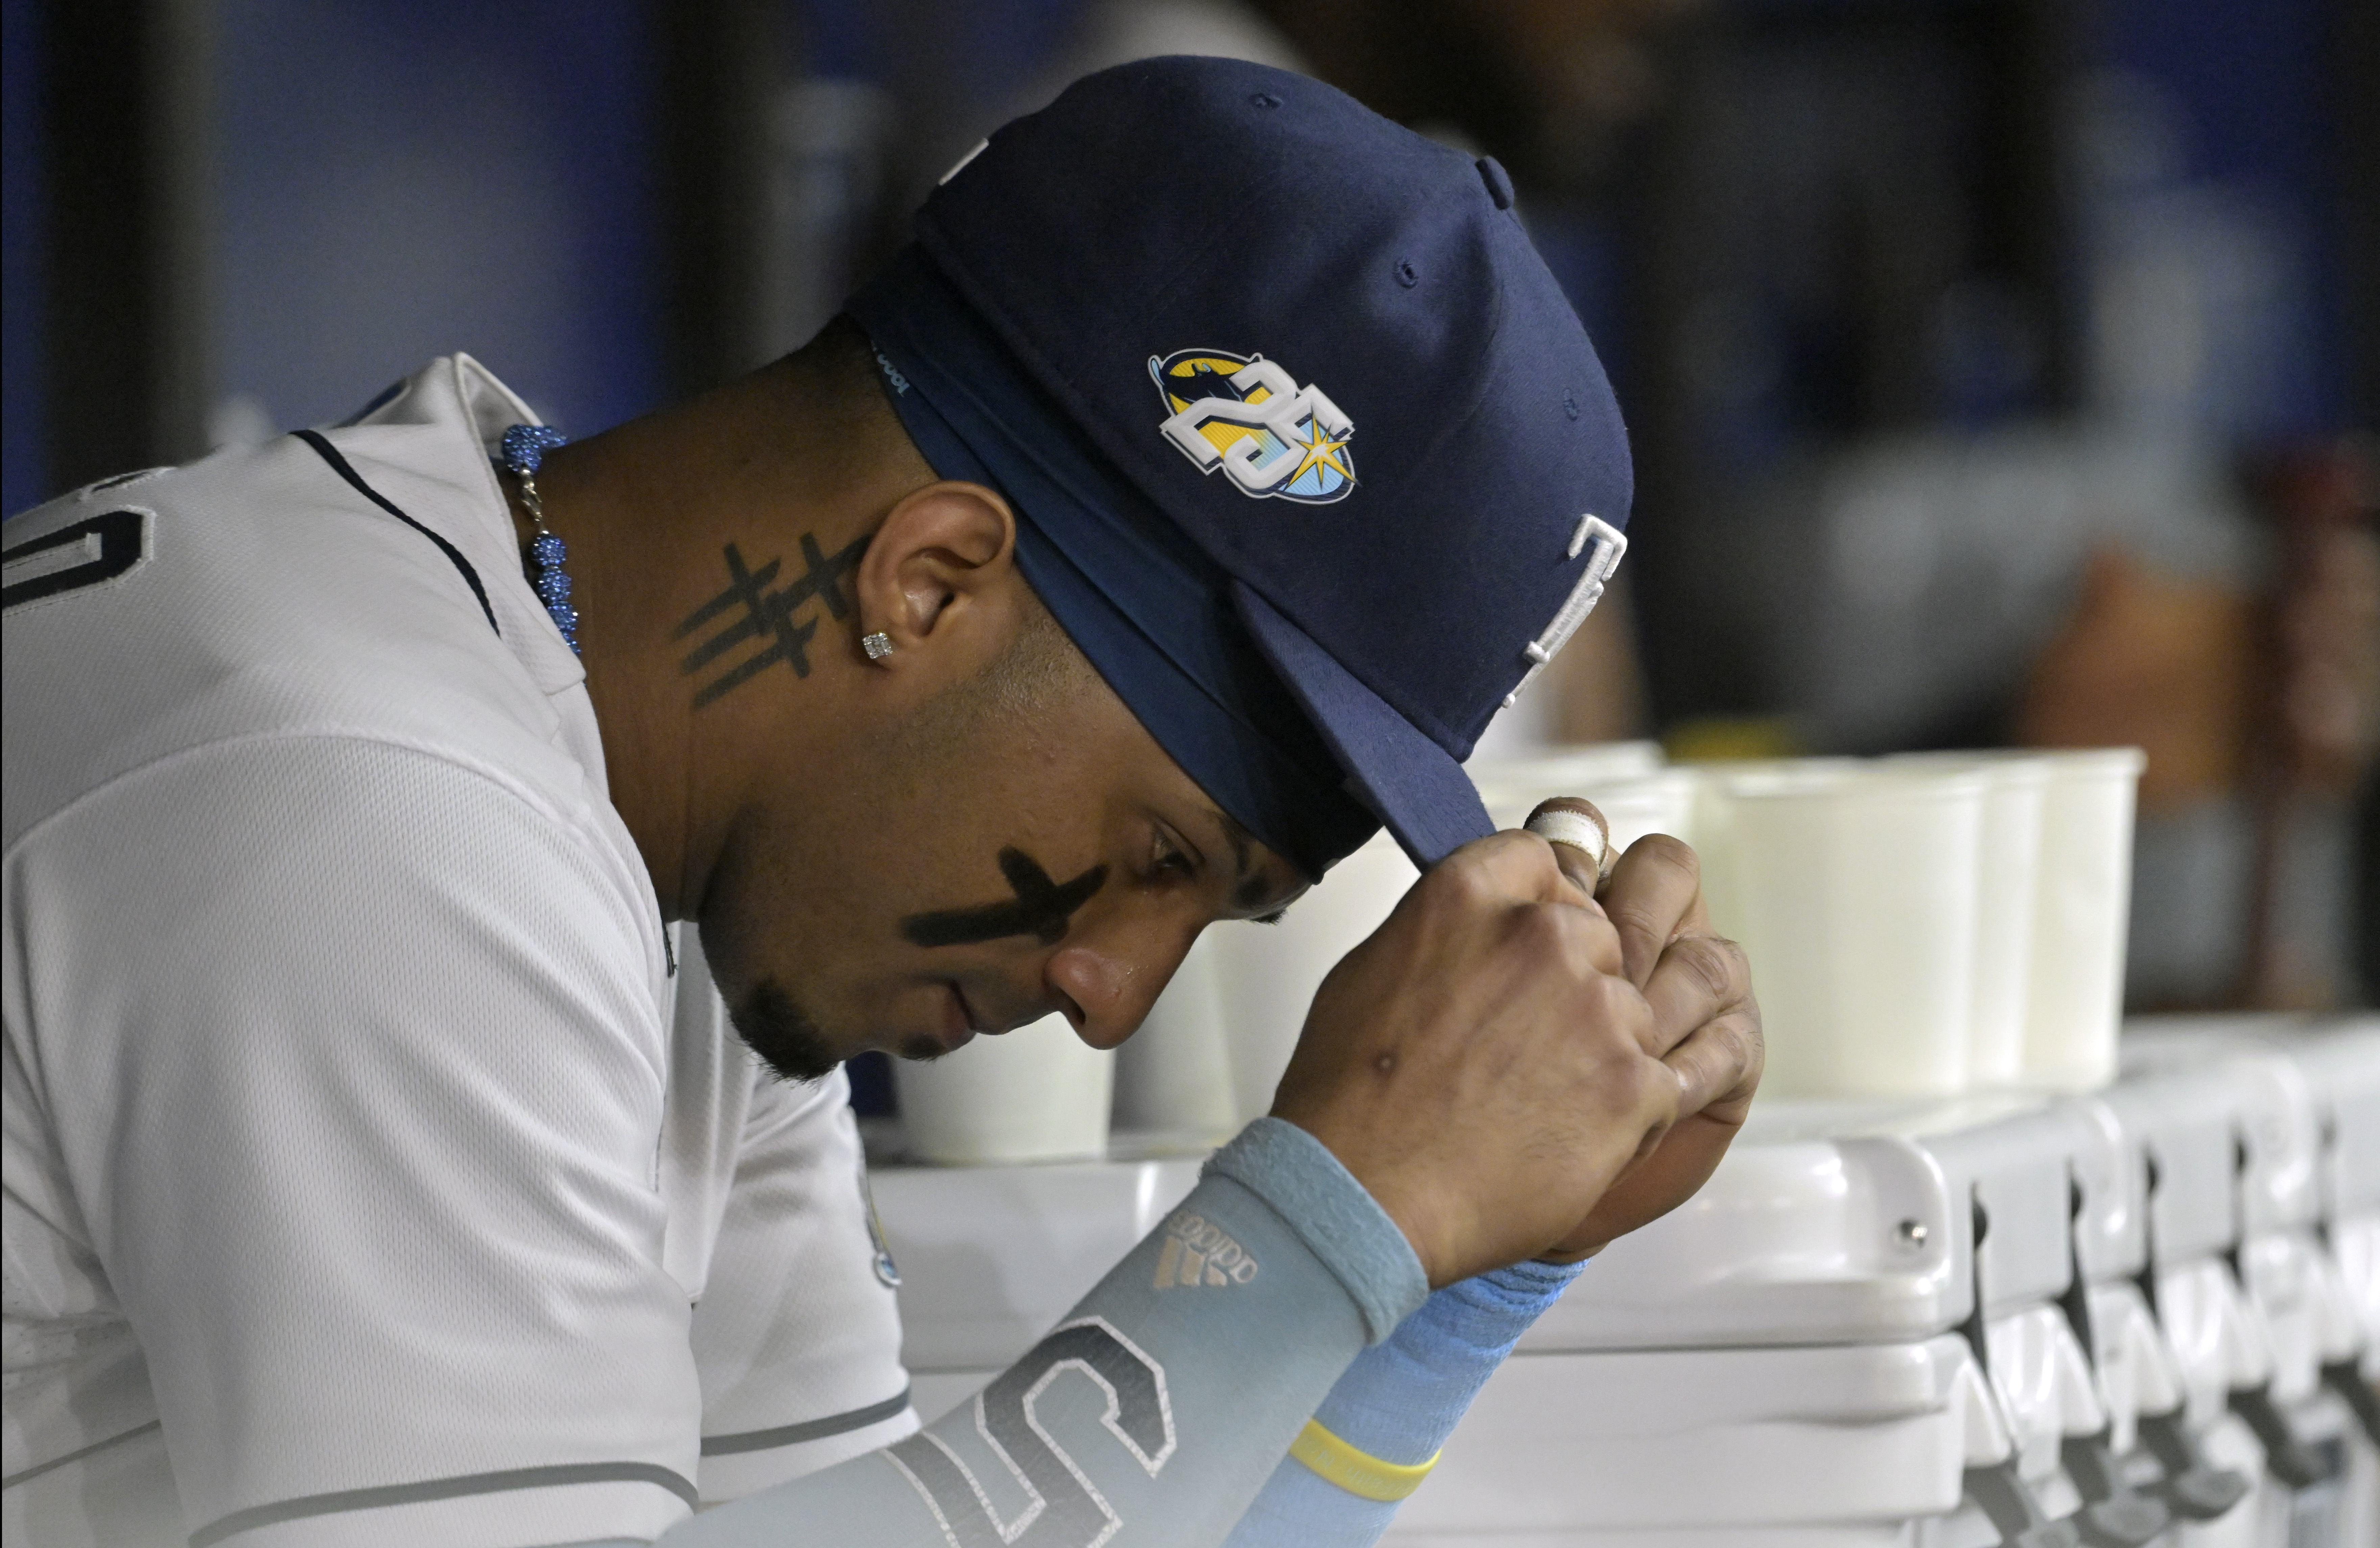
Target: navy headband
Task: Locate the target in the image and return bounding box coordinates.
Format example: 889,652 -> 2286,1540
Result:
847,246 -> 1379,879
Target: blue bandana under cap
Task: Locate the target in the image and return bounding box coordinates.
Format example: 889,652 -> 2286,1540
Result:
847,246 -> 1381,879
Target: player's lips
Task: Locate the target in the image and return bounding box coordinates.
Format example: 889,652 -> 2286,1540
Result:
933,982 -> 988,1053
933,980 -> 1050,1047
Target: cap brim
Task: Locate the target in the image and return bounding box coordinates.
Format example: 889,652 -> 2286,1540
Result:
1232,580 -> 1497,870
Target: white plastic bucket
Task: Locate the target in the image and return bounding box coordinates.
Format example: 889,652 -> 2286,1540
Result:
2019,748 -> 2144,1093
1111,930 -> 1239,1144
1207,827 -> 1419,1125
894,1013 -> 1114,1164
1713,763 -> 1985,1099
1885,752 -> 2052,1087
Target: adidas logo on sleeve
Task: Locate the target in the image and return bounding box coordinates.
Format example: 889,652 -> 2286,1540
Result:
1152,1210 -> 1259,1290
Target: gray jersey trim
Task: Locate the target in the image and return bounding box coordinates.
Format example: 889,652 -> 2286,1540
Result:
187,1461 -> 699,1547
1,1419 -> 164,1489
700,1386 -> 914,1457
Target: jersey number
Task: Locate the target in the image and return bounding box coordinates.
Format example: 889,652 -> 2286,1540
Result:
2,510 -> 149,611
889,1318 -> 1176,1548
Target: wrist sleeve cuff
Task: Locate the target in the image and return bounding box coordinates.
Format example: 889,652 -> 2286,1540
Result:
1205,1117 -> 1429,1344
1444,1256 -> 1588,1338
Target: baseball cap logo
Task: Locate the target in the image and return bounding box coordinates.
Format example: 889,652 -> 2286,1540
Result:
1150,348 -> 1354,503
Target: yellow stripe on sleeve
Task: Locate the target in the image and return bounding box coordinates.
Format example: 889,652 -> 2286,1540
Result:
1287,1418 -> 1440,1502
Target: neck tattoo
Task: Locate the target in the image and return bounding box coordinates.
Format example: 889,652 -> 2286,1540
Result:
676,533 -> 870,707
902,847 -> 1110,948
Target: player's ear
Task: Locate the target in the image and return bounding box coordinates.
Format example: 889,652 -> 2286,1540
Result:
852,481 -> 1019,665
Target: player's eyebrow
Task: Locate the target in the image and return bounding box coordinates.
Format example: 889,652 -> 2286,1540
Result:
1211,808 -> 1253,884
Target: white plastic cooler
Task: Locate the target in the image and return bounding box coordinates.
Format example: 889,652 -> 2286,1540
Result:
1386,1093 -> 2145,1546
866,1018 -> 2379,1547
1383,1018 -> 2378,1547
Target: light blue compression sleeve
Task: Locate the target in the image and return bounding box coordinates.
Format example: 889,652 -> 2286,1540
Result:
656,1118 -> 1430,1547
1222,1257 -> 1586,1547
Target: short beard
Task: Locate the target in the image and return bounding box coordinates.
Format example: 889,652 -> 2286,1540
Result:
729,978 -> 846,1082
728,978 -> 957,1083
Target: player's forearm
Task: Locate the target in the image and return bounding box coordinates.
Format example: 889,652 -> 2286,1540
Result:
658,1119 -> 1429,1548
1223,1259 -> 1585,1547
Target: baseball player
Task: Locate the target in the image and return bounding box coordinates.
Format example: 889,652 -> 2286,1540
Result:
1,59 -> 1760,1547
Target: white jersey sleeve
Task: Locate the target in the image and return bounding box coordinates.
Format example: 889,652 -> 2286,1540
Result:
5,731 -> 701,1545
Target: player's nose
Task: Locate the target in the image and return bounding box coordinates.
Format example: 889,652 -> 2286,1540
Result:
1043,925 -> 1194,1050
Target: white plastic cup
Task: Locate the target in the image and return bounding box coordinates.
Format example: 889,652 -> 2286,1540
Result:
1207,827 -> 1419,1125
1715,762 -> 1985,1099
1885,752 -> 2051,1087
2019,748 -> 2145,1093
1111,930 -> 1240,1143
1468,740 -> 1667,796
1479,768 -> 1698,858
1685,758 -> 1863,941
893,1013 -> 1114,1164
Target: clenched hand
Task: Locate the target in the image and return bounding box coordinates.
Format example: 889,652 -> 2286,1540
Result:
1270,804 -> 1761,1288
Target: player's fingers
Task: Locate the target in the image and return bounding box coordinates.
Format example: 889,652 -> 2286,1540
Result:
1636,933 -> 1753,1060
1429,827 -> 1612,927
1409,826 -> 1625,977
1659,1004 -> 1765,1121
1599,834 -> 1710,989
1524,798 -> 1609,906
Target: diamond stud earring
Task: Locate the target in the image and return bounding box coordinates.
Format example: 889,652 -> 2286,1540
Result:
862,631 -> 895,661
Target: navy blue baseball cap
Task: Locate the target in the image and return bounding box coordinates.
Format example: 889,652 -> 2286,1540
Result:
846,56 -> 1632,876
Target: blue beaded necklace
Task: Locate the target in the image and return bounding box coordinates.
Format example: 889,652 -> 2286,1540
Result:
498,424 -> 579,653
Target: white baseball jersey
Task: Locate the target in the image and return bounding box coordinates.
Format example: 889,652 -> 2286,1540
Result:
2,357 -> 915,1546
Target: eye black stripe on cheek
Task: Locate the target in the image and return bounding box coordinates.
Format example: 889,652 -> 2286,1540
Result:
900,847 -> 1109,948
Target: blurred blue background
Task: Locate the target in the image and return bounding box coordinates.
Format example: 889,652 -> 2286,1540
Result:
3,0 -> 2359,501
3,0 -> 2373,1011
